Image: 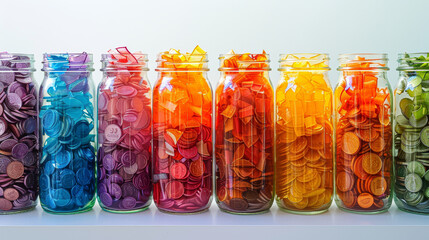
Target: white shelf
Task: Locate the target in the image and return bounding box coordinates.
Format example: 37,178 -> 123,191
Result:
0,202 -> 428,240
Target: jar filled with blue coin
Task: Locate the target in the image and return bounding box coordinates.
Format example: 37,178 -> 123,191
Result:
0,52 -> 39,214
97,47 -> 152,213
39,52 -> 96,214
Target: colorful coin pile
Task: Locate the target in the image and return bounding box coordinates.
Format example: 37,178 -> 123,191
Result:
153,46 -> 212,213
215,51 -> 274,213
39,53 -> 96,213
395,53 -> 429,212
275,54 -> 333,213
0,52 -> 38,213
335,56 -> 392,212
97,47 -> 151,212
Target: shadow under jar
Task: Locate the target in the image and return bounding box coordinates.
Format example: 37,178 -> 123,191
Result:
39,53 -> 96,214
152,47 -> 213,214
97,48 -> 152,213
394,53 -> 429,214
0,53 -> 39,214
275,54 -> 334,214
334,53 -> 393,214
215,52 -> 274,214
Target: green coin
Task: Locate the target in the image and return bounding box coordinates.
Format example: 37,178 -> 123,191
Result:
395,124 -> 404,134
407,161 -> 426,177
424,170 -> 429,182
416,143 -> 429,153
400,98 -> 414,119
420,126 -> 429,147
404,151 -> 417,161
425,187 -> 429,198
409,115 -> 428,128
412,105 -> 428,121
401,144 -> 417,154
416,200 -> 429,209
405,173 -> 423,192
397,165 -> 408,178
422,80 -> 429,88
402,131 -> 421,142
408,85 -> 423,97
408,75 -> 423,89
396,115 -> 414,129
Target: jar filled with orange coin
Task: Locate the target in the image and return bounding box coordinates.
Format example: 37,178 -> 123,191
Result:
335,54 -> 393,214
275,54 -> 334,214
152,46 -> 213,214
215,51 -> 274,214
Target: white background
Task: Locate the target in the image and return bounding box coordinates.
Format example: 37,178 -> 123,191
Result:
1,0 -> 428,90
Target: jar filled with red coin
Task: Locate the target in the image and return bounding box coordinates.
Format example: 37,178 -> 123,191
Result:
335,54 -> 393,213
97,47 -> 152,213
275,54 -> 334,214
152,46 -> 213,214
215,51 -> 274,214
0,53 -> 38,214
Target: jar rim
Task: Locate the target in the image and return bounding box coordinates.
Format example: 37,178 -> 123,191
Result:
0,53 -> 36,72
101,53 -> 149,72
338,53 -> 389,71
397,52 -> 429,71
218,53 -> 271,71
278,53 -> 330,70
42,52 -> 94,72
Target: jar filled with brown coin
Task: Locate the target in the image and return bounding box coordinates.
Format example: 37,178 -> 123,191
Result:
0,53 -> 39,214
334,54 -> 393,214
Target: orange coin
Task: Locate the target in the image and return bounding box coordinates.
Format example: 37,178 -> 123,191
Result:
370,176 -> 387,196
336,171 -> 354,192
190,158 -> 205,177
342,132 -> 360,155
369,137 -> 386,153
361,152 -> 382,175
357,193 -> 374,208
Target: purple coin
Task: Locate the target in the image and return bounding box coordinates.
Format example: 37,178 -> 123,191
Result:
108,183 -> 122,200
21,152 -> 36,167
98,182 -> 108,194
6,93 -> 22,111
102,154 -> 116,171
11,143 -> 28,159
121,197 -> 136,209
0,66 -> 14,85
108,173 -> 124,184
0,156 -> 11,173
23,117 -> 36,134
100,192 -> 113,207
121,151 -> 136,167
133,173 -> 150,190
0,118 -> 7,136
0,139 -> 17,152
121,182 -> 138,198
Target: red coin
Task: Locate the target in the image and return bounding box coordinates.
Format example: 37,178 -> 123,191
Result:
3,188 -> 19,201
165,181 -> 184,199
0,198 -> 12,211
170,163 -> 188,179
6,161 -> 24,179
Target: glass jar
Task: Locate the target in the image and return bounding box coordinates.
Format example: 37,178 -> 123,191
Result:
275,54 -> 334,214
39,53 -> 96,214
0,53 -> 38,214
97,47 -> 152,213
215,51 -> 274,214
152,46 -> 213,214
394,53 -> 429,214
334,53 -> 392,214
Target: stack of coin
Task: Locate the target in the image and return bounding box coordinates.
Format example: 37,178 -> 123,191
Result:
97,47 -> 152,212
153,46 -> 213,213
39,53 -> 96,213
0,53 -> 38,214
215,52 -> 274,214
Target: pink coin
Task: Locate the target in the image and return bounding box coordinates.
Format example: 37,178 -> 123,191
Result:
104,124 -> 122,143
116,86 -> 137,97
98,92 -> 109,111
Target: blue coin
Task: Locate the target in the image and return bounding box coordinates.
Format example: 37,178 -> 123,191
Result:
60,169 -> 76,189
71,185 -> 86,207
53,150 -> 72,169
73,120 -> 90,138
70,157 -> 87,171
43,160 -> 56,175
76,168 -> 92,186
40,174 -> 51,191
42,191 -> 57,209
51,188 -> 71,207
42,109 -> 59,130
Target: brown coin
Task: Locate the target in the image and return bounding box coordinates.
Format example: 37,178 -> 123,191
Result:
0,198 -> 12,211
6,161 -> 24,179
229,198 -> 249,211
3,188 -> 19,201
242,190 -> 259,201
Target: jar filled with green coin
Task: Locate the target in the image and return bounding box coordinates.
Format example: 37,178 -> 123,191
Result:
394,52 -> 429,214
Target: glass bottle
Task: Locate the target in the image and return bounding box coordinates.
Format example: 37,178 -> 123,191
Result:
39,53 -> 96,214
152,46 -> 213,214
394,52 -> 429,214
215,51 -> 274,214
0,53 -> 38,214
97,47 -> 152,213
275,54 -> 334,214
335,53 -> 392,214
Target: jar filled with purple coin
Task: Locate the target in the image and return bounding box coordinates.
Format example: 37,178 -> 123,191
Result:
39,53 -> 96,214
97,47 -> 152,213
0,52 -> 38,214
